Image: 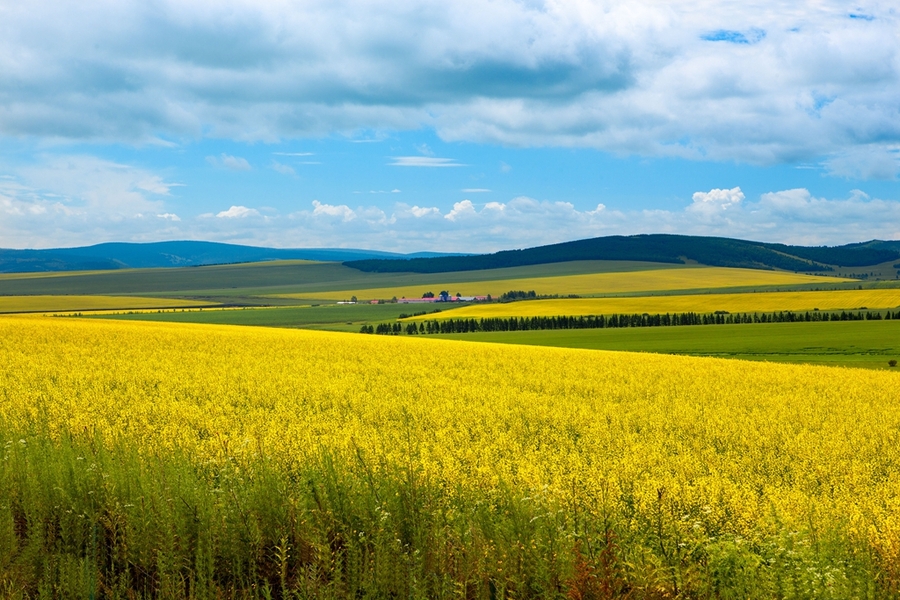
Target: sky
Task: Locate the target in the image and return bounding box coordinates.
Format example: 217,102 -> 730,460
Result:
1,0 -> 899,252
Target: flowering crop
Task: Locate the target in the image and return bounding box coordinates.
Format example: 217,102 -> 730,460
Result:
274,266 -> 849,301
408,288 -> 900,320
1,316 -> 899,597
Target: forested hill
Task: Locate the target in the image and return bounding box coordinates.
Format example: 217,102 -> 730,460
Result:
345,235 -> 900,274
0,241 -> 458,273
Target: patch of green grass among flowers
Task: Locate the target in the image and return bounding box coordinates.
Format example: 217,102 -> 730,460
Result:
435,319 -> 900,370
86,302 -> 457,331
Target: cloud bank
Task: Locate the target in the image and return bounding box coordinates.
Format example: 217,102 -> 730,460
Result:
2,161 -> 898,251
1,1 -> 898,171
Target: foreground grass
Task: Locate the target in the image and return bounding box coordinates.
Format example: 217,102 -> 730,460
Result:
2,317 -> 900,597
436,320 -> 900,370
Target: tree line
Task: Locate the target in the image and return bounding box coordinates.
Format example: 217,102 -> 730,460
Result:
361,309 -> 900,336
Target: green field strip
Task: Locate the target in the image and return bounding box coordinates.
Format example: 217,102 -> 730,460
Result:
434,320 -> 900,370
274,267 -> 852,302
0,258 -> 859,303
408,288 -> 900,320
86,302 -> 458,329
0,295 -> 216,314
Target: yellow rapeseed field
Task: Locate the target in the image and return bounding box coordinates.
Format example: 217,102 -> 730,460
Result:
274,266 -> 849,301
407,287 -> 900,320
0,295 -> 212,314
2,315 -> 899,578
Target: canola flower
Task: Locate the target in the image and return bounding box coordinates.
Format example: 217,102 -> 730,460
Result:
1,316 -> 899,597
408,287 -> 900,320
275,266 -> 849,302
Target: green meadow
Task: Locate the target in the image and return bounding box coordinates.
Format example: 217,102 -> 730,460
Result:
435,320 -> 900,370
84,303 -> 448,331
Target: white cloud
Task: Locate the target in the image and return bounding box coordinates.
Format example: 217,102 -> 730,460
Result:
16,155 -> 175,212
444,200 -> 478,221
216,205 -> 260,218
823,146 -> 900,180
207,154 -> 252,171
389,157 -> 465,168
271,161 -> 296,176
688,187 -> 745,219
462,188 -> 491,193
4,177 -> 900,251
0,2 -> 898,174
691,187 -> 745,207
311,200 -> 355,222
410,206 -> 440,218
217,190 -> 900,250
0,156 -> 183,248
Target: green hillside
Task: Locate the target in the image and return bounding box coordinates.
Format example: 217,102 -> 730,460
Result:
346,234 -> 900,273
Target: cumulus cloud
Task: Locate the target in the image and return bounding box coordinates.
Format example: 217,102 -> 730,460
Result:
4,175 -> 900,250
3,1 -> 896,171
311,200 -> 355,222
445,200 -> 478,221
687,187 -> 745,220
216,205 -> 260,218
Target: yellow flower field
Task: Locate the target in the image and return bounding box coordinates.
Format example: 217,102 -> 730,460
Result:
406,287 -> 900,320
0,294 -> 213,313
0,317 -> 900,598
2,316 -> 899,589
274,266 -> 850,301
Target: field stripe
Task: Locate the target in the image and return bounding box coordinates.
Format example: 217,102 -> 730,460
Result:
407,288 -> 900,319
273,266 -> 852,301
0,295 -> 215,314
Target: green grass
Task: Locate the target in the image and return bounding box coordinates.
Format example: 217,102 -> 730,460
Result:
3,428 -> 883,599
434,320 -> 900,370
0,261 -> 353,299
85,303 -> 456,331
0,295 -> 213,314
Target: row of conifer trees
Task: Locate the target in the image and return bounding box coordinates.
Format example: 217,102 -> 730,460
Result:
361,309 -> 900,335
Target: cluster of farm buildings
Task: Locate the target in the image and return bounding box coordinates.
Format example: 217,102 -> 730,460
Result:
337,293 -> 488,305
394,295 -> 487,304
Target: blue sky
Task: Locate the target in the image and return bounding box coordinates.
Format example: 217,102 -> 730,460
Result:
1,1 -> 899,252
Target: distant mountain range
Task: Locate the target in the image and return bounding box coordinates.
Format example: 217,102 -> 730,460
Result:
0,241 -> 459,273
3,235 -> 900,275
345,234 -> 900,273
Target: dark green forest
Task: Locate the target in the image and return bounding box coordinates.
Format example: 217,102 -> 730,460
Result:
346,234 -> 900,274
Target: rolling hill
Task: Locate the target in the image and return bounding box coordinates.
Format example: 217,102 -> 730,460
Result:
0,241 -> 460,273
345,234 -> 900,273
